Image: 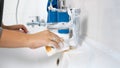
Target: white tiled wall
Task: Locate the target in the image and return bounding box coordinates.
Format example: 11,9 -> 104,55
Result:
3,0 -> 48,26
84,0 -> 120,52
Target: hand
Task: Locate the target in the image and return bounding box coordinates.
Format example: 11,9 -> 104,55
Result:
28,30 -> 63,49
2,24 -> 28,33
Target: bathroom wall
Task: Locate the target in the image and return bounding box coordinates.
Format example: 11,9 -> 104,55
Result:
70,0 -> 120,54
71,0 -> 120,53
83,0 -> 120,52
3,0 -> 48,25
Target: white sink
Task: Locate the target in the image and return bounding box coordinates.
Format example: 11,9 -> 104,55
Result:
0,47 -> 60,68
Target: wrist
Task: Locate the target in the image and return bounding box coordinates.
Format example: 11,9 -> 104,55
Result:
26,34 -> 36,49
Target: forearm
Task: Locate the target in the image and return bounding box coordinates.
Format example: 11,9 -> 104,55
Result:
1,23 -> 11,30
1,23 -> 7,29
0,29 -> 30,48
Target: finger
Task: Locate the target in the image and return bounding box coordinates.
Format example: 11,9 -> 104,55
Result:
19,25 -> 28,33
47,40 -> 60,49
51,34 -> 63,42
49,32 -> 64,43
49,37 -> 60,44
60,38 -> 64,42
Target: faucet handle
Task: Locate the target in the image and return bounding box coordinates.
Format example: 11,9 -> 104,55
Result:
35,16 -> 40,22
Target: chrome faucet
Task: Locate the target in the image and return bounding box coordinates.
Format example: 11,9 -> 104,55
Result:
27,16 -> 46,27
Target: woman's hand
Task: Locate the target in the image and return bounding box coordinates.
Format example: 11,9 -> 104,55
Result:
28,30 -> 63,49
2,24 -> 28,33
1,23 -> 63,49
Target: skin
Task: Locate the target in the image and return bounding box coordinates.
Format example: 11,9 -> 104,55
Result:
0,24 -> 62,49
2,24 -> 28,33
